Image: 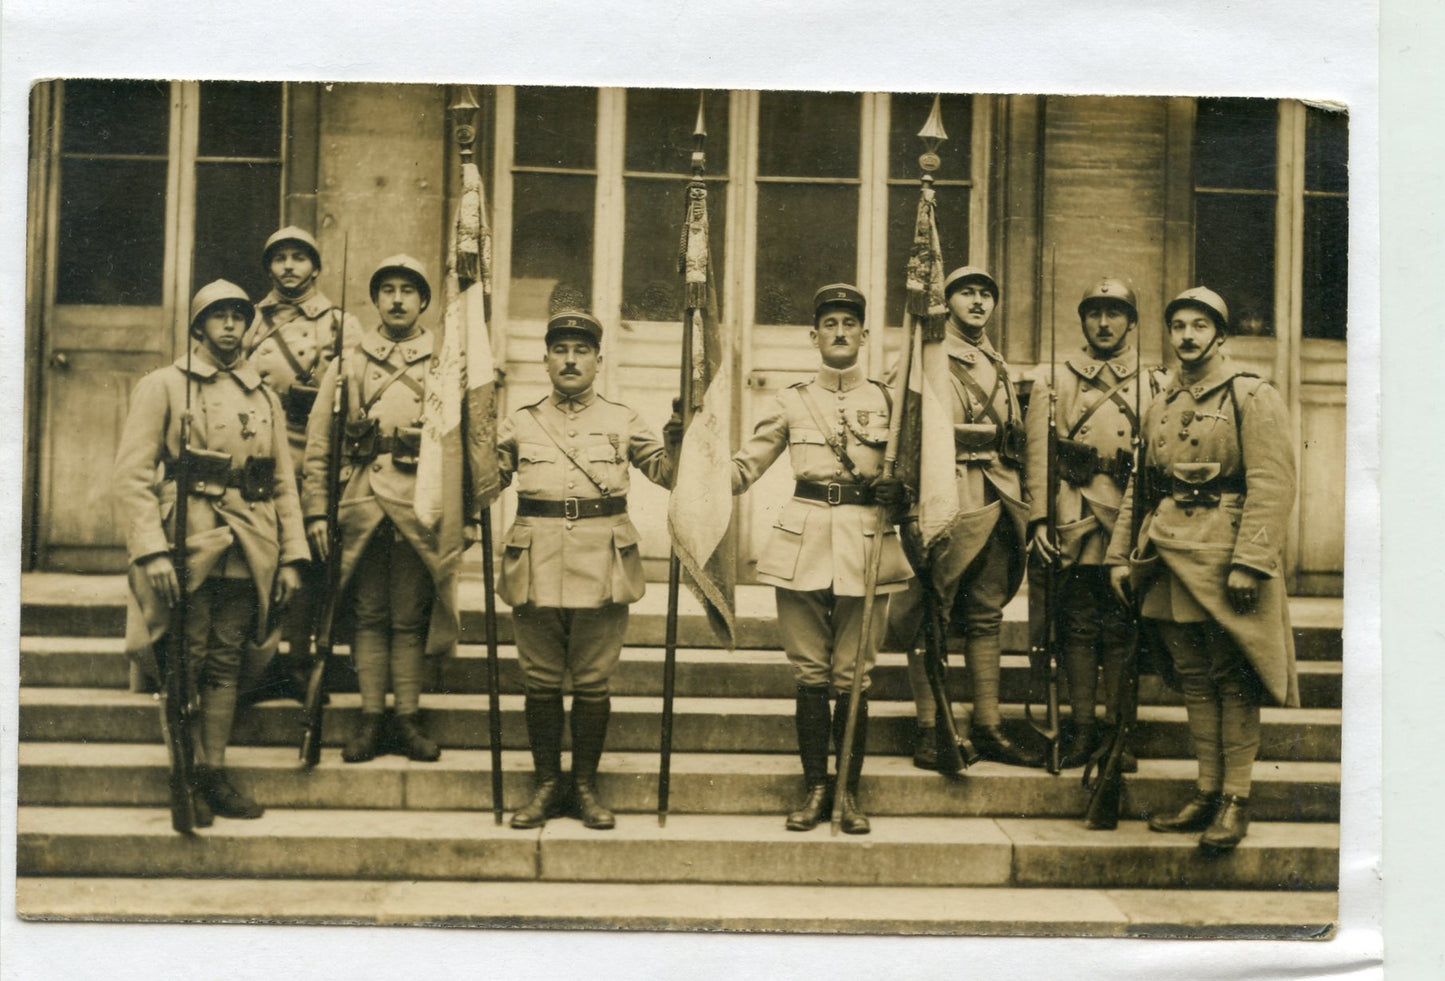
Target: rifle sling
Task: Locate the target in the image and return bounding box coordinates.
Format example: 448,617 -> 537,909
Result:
523,405 -> 614,496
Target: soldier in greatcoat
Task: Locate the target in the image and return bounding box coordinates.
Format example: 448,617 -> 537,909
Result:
1023,277 -> 1161,769
302,256 -> 458,764
731,285 -> 912,835
115,280 -> 308,821
497,310 -> 677,832
243,227 -> 362,704
1107,286 -> 1298,852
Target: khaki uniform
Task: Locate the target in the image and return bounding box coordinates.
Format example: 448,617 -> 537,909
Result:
731,362 -> 913,692
497,388 -> 673,695
1106,354 -> 1297,797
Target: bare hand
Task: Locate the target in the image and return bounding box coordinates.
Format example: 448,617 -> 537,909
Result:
142,555 -> 180,607
307,519 -> 330,563
1108,565 -> 1132,607
1030,525 -> 1058,562
1226,566 -> 1261,614
273,565 -> 303,608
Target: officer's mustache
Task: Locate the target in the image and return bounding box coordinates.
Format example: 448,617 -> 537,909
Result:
560,366 -> 581,375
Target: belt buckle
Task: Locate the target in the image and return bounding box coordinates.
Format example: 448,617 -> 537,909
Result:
826,482 -> 842,506
563,497 -> 580,520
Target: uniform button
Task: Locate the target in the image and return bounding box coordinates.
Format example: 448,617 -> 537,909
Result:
568,430 -> 577,437
1190,438 -> 1199,446
1183,508 -> 1194,517
1117,430 -> 1125,437
1080,426 -> 1089,435
564,522 -> 575,531
373,463 -> 382,472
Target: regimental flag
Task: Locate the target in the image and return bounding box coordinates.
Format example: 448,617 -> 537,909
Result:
895,183 -> 961,551
666,177 -> 736,648
416,155 -> 501,565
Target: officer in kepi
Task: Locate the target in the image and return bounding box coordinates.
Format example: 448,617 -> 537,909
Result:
1024,277 -> 1159,769
114,280 -> 308,822
302,256 -> 459,765
731,284 -> 913,835
243,226 -> 362,705
497,310 -> 678,832
1107,286 -> 1298,852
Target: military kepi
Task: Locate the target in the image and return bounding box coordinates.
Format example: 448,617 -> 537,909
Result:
545,309 -> 604,348
812,283 -> 866,322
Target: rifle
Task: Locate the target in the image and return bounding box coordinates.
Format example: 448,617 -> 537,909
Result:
300,235 -> 348,767
158,334 -> 199,833
919,579 -> 977,774
1026,249 -> 1063,775
1083,307 -> 1147,829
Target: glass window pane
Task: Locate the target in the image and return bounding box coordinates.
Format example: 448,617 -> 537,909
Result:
192,162 -> 282,302
1194,98 -> 1277,191
888,93 -> 972,180
514,86 -> 597,169
755,184 -> 857,324
198,81 -> 282,158
61,79 -> 169,156
1194,193 -> 1276,336
55,158 -> 167,305
757,91 -> 860,178
625,89 -> 730,176
509,172 -> 595,319
1303,196 -> 1348,340
1305,105 -> 1349,193
885,185 -> 969,327
623,180 -> 726,322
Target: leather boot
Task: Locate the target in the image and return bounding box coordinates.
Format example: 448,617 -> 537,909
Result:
511,694 -> 568,830
1199,794 -> 1250,852
971,724 -> 1045,768
342,712 -> 384,763
570,696 -> 615,830
1060,723 -> 1101,770
912,722 -> 938,771
786,685 -> 833,831
395,713 -> 441,762
188,773 -> 214,829
194,765 -> 264,819
1148,791 -> 1222,833
833,692 -> 870,835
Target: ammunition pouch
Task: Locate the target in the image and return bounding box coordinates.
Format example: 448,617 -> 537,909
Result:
1109,447 -> 1135,487
235,456 -> 277,502
998,422 -> 1026,469
281,385 -> 319,427
389,427 -> 422,472
953,424 -> 999,455
343,417 -> 380,462
1056,438 -> 1100,486
163,450 -> 276,501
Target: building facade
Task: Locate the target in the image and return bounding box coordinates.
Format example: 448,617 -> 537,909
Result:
23,82 -> 1347,594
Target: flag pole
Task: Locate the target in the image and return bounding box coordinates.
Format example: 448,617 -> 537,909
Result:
658,93 -> 708,828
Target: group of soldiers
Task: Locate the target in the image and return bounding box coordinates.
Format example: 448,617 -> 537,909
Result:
116,225 -> 1298,853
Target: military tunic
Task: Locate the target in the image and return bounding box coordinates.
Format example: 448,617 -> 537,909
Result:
497,388 -> 673,695
731,362 -> 913,692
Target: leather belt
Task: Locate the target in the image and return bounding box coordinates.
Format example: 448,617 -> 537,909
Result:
794,480 -> 874,506
163,459 -> 276,501
516,496 -> 628,520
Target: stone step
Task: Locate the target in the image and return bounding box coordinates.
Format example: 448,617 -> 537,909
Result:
15,807 -> 1339,891
13,877 -> 1339,938
18,689 -> 1343,761
16,743 -> 1342,821
19,636 -> 1345,708
18,572 -> 1346,658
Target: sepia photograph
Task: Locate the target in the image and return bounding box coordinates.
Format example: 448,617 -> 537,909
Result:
13,77 -> 1352,942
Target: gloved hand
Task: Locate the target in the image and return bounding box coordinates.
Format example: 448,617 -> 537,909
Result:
663,397 -> 685,454
870,475 -> 905,507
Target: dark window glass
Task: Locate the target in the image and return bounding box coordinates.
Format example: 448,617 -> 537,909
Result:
1302,197 -> 1348,340
885,186 -> 969,327
198,81 -> 283,158
1194,194 -> 1276,336
888,93 -> 972,180
1194,98 -> 1277,191
757,91 -> 860,178
623,180 -> 727,322
509,173 -> 595,319
514,87 -> 597,169
60,79 -> 169,155
193,162 -> 282,301
625,89 -> 730,176
55,159 -> 167,305
1305,105 -> 1349,193
754,184 -> 857,325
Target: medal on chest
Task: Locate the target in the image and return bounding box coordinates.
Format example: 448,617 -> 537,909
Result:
238,410 -> 257,440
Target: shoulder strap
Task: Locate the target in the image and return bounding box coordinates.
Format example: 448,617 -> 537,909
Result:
794,385 -> 864,482
523,405 -> 614,495
1226,373 -> 1262,452
1067,369 -> 1139,439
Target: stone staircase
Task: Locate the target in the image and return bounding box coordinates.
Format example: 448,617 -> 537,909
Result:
15,573 -> 1343,937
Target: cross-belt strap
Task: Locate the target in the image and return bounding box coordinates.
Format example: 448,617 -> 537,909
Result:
360,356 -> 425,413
523,405 -> 614,496
794,384 -> 865,482
262,312 -> 320,387
948,358 -> 1006,428
1067,369 -> 1139,439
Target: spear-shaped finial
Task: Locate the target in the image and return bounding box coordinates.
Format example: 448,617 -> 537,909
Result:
691,91 -> 707,179
449,84 -> 481,163
918,93 -> 948,180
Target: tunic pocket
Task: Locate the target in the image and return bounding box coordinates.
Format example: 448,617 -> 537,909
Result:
499,523 -> 533,607
864,521 -> 914,585
609,521 -> 646,604
756,499 -> 810,581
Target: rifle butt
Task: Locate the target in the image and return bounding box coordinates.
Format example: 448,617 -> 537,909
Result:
1083,763 -> 1123,830
159,685 -> 196,834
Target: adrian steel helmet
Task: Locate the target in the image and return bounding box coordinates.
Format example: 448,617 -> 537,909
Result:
1078,277 -> 1139,322
1164,286 -> 1229,333
188,280 -> 255,335
369,254 -> 432,308
943,266 -> 1000,302
262,226 -> 322,270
